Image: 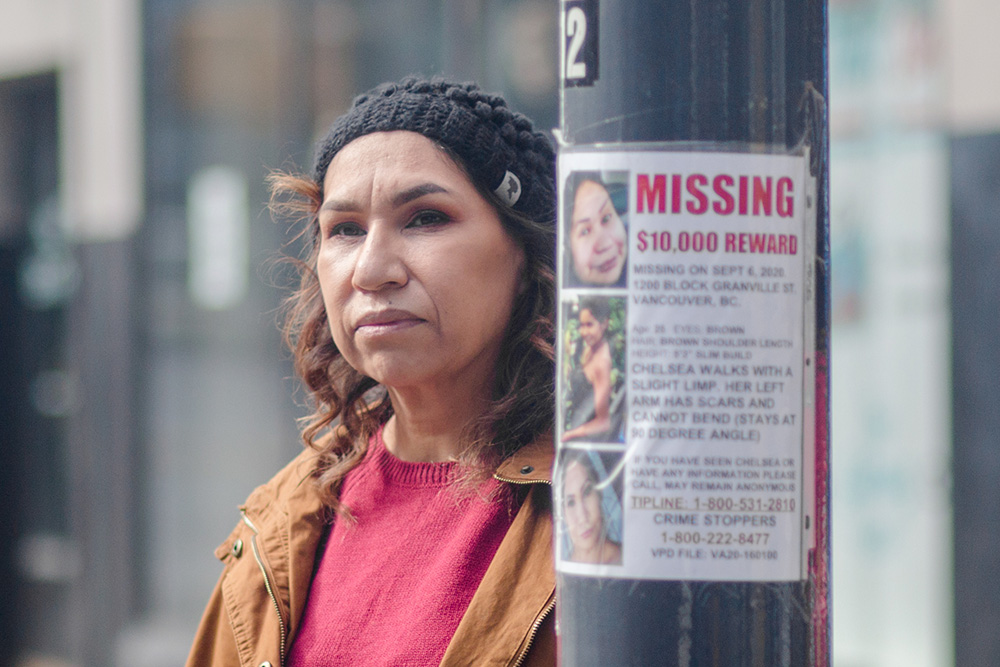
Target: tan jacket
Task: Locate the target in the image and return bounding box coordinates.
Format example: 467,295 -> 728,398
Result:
186,436 -> 556,667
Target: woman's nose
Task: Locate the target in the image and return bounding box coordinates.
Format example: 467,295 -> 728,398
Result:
351,225 -> 408,292
592,227 -> 613,253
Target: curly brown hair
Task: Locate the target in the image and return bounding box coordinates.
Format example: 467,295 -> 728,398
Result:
269,145 -> 555,511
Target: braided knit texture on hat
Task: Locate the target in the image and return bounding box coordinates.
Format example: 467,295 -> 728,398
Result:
312,77 -> 556,225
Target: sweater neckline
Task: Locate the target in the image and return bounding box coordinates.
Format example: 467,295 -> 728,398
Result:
370,428 -> 458,487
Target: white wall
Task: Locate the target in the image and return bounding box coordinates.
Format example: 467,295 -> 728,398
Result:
0,0 -> 142,242
942,0 -> 1000,134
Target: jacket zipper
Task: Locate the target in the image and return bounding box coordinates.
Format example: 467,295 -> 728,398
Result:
242,511 -> 288,666
493,474 -> 552,487
511,593 -> 556,667
492,473 -> 555,666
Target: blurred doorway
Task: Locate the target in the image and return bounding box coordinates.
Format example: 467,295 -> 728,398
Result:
0,72 -> 78,666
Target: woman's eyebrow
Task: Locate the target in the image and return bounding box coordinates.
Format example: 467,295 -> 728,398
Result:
572,195 -> 612,226
320,198 -> 360,213
319,183 -> 449,213
391,182 -> 448,207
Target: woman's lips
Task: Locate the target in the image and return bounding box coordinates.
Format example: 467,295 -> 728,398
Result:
592,255 -> 620,275
354,309 -> 425,334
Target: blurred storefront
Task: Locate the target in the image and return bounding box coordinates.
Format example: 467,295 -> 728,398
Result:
2,0 -> 1000,665
0,0 -> 558,667
942,0 -> 1000,664
1,1 -> 555,665
829,0 -> 1000,665
1,1 -> 143,665
828,0 -> 952,663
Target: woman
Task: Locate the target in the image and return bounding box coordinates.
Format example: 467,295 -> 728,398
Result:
561,450 -> 622,564
186,78 -> 558,667
562,297 -> 621,443
565,172 -> 627,287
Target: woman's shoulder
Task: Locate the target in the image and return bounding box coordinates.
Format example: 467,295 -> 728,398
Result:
494,433 -> 555,484
240,438 -> 330,518
267,445 -> 324,492
584,340 -> 612,371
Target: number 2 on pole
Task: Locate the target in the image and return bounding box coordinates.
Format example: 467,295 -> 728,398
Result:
565,7 -> 587,80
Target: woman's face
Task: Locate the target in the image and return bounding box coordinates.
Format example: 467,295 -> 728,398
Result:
563,460 -> 604,555
317,131 -> 526,394
570,180 -> 627,285
577,308 -> 608,348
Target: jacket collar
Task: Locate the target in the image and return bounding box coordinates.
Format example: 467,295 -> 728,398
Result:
238,427 -> 556,526
493,432 -> 554,485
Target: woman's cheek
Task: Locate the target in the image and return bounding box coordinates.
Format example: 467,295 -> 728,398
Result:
612,222 -> 627,254
565,505 -> 580,528
571,239 -> 590,275
586,496 -> 602,524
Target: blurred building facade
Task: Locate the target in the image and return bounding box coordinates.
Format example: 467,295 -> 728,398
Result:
828,0 -> 1000,665
828,0 -> 952,664
1,1 -> 143,666
941,0 -> 1000,664
0,0 -> 998,665
0,1 -> 556,666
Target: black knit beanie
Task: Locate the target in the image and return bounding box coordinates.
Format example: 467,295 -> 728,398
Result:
312,77 -> 556,225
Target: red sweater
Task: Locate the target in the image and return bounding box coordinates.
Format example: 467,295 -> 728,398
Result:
286,431 -> 518,666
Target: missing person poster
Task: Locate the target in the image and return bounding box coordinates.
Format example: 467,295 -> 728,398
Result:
555,149 -> 816,582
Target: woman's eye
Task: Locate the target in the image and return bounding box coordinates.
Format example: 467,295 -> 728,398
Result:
327,221 -> 365,238
407,210 -> 448,228
574,225 -> 591,238
565,497 -> 576,509
601,213 -> 612,225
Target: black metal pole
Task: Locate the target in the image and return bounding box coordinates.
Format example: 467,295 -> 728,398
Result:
555,1 -> 829,665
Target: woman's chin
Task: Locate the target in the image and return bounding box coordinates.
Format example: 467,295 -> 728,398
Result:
594,256 -> 623,277
578,264 -> 623,286
351,357 -> 430,389
573,530 -> 600,551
